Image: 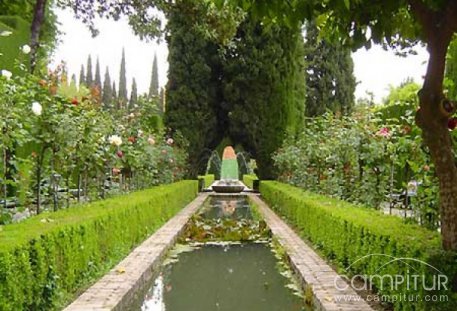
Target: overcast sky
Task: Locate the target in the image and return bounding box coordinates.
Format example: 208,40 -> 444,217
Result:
51,8 -> 429,103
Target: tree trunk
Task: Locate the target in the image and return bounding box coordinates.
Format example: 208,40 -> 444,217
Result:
415,33 -> 456,250
30,0 -> 47,73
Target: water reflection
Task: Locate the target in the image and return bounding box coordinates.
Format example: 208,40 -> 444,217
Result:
200,196 -> 252,220
139,244 -> 307,311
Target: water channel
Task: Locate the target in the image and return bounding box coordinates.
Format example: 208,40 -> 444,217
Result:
130,195 -> 310,311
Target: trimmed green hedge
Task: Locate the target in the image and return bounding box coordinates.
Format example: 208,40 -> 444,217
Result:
0,16 -> 30,75
260,181 -> 456,311
0,180 -> 197,310
198,174 -> 215,188
242,174 -> 258,189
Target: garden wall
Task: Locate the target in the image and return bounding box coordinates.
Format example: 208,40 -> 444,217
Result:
260,181 -> 456,311
0,180 -> 197,310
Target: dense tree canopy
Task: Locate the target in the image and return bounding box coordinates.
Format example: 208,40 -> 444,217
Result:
304,21 -> 355,116
224,0 -> 457,251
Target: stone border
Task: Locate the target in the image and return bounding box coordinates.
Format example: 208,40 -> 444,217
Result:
248,194 -> 374,311
64,193 -> 209,311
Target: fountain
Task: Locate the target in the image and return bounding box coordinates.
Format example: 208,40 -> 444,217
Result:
211,146 -> 245,193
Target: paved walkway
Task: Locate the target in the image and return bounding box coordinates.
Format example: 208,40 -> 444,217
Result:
64,193 -> 209,311
249,194 -> 374,311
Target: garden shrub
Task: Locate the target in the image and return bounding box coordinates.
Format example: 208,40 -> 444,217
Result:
242,174 -> 258,189
260,181 -> 456,311
0,180 -> 197,310
0,16 -> 30,75
198,174 -> 215,188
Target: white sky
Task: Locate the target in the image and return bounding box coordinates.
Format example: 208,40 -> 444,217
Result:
51,8 -> 429,102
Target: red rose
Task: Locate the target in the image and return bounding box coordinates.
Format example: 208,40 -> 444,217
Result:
128,136 -> 136,143
71,98 -> 79,106
116,150 -> 124,158
447,118 -> 457,130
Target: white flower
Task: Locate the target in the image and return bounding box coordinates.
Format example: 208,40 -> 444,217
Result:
137,129 -> 144,137
108,135 -> 122,146
21,45 -> 31,54
0,31 -> 12,37
1,70 -> 12,80
166,138 -> 174,145
147,137 -> 156,145
31,102 -> 42,116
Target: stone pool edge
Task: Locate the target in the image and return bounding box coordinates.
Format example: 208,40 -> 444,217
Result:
64,193 -> 210,311
248,193 -> 374,311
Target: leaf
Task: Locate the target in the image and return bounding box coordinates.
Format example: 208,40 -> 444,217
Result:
116,267 -> 126,274
343,0 -> 350,10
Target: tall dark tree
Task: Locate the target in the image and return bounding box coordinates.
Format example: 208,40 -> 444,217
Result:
118,48 -> 128,108
102,67 -> 112,109
165,1 -> 223,177
112,82 -> 118,109
304,21 -> 356,117
79,64 -> 85,86
149,53 -> 159,97
232,0 -> 457,252
94,57 -> 102,90
86,55 -> 93,87
129,78 -> 138,109
222,18 -> 306,179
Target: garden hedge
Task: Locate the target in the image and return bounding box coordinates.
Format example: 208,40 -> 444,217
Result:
0,16 -> 30,75
260,181 -> 456,311
0,180 -> 197,310
198,174 -> 215,188
242,174 -> 258,189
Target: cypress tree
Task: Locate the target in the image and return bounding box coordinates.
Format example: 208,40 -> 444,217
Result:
94,57 -> 102,90
304,21 -> 356,116
118,48 -> 128,108
149,53 -> 159,97
86,55 -> 93,87
112,82 -> 118,109
130,78 -> 138,109
102,66 -> 112,109
71,74 -> 77,86
79,64 -> 85,86
222,18 -> 306,179
165,1 -> 222,177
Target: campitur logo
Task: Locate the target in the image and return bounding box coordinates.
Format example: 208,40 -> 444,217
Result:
333,254 -> 449,303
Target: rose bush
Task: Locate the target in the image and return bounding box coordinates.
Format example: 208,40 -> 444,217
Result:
0,65 -> 188,222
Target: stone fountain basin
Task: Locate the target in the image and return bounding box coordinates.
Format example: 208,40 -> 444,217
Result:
212,180 -> 245,193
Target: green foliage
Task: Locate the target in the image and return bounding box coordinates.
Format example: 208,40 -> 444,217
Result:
304,20 -> 356,116
102,66 -> 112,109
149,53 -> 159,97
198,174 -> 215,188
274,109 -> 440,228
0,2 -> 59,71
445,36 -> 457,99
118,48 -> 128,108
0,180 -> 197,310
242,174 -> 258,189
85,55 -> 93,87
0,16 -> 30,76
260,181 -> 456,311
129,77 -> 138,110
222,18 -> 306,179
165,0 -> 222,178
375,81 -> 420,121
